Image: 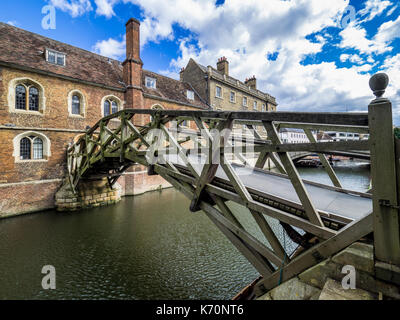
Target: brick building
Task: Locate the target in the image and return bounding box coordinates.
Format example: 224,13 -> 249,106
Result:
0,18 -> 209,217
180,57 -> 277,112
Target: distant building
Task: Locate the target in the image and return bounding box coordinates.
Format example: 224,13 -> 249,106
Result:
180,57 -> 277,112
279,128 -> 316,143
325,132 -> 361,141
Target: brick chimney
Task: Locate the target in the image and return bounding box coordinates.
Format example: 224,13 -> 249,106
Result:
122,18 -> 144,109
179,67 -> 185,81
217,56 -> 229,76
245,75 -> 257,90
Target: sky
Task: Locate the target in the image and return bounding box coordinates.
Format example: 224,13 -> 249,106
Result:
1,0 -> 400,123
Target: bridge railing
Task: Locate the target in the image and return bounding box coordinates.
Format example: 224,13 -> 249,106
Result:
66,73 -> 400,296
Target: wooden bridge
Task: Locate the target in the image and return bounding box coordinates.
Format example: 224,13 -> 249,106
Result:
66,73 -> 400,298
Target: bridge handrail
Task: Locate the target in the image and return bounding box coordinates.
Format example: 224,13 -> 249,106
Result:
65,72 -> 400,297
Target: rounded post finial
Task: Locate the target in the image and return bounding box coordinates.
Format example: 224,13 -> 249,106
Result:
369,73 -> 389,99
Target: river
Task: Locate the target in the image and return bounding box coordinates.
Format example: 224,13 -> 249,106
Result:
0,161 -> 370,299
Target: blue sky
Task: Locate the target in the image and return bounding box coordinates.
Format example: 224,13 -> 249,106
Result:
1,0 -> 400,123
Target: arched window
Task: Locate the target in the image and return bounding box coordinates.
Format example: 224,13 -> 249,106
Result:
111,101 -> 118,114
68,90 -> 86,117
16,85 -> 26,110
13,132 -> 50,162
104,100 -> 111,116
72,95 -> 81,115
33,137 -> 43,159
18,136 -> 44,160
13,82 -> 40,111
29,87 -> 39,111
20,137 -> 31,160
103,98 -> 120,117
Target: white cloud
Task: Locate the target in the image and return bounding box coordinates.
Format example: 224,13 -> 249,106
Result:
49,0 -> 93,17
94,0 -> 118,18
339,23 -> 390,55
359,0 -> 392,21
92,35 -> 126,60
6,21 -> 18,27
92,0 -> 400,120
339,53 -> 364,64
374,14 -> 400,45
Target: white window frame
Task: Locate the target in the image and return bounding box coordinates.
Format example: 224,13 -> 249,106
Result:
145,76 -> 157,89
262,103 -> 266,112
46,49 -> 66,67
187,90 -> 194,100
243,96 -> 248,107
215,85 -> 222,98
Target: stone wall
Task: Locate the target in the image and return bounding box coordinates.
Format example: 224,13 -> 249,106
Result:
55,178 -> 121,211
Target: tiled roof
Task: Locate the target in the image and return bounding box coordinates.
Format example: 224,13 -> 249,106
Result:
0,22 -> 124,90
0,23 -> 209,109
142,70 -> 209,109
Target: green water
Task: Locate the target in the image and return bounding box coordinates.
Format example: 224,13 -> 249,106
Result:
0,161 -> 370,300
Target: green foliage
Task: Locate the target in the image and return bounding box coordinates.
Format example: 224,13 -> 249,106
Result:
394,127 -> 400,139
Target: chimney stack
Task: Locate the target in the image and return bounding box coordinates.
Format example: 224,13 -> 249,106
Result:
122,18 -> 144,109
245,75 -> 257,90
217,56 -> 229,76
180,67 -> 185,81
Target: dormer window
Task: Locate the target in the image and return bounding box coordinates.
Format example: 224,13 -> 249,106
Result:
145,76 -> 156,89
46,49 -> 65,66
187,90 -> 194,100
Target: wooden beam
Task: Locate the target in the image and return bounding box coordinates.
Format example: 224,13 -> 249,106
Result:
255,213 -> 373,295
368,98 -> 400,265
263,121 -> 324,228
304,129 -> 342,188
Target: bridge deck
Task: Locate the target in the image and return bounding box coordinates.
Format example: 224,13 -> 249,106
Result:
165,155 -> 372,223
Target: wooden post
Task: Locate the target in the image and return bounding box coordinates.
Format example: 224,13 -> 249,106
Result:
368,73 -> 400,266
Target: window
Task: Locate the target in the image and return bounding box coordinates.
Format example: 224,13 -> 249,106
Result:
33,138 -> 43,159
20,137 -> 31,160
15,85 -> 26,110
102,97 -> 120,117
243,97 -> 247,107
145,77 -> 157,89
19,136 -> 43,160
187,90 -> 194,100
29,87 -> 39,111
68,90 -> 86,117
13,132 -> 51,162
253,101 -> 257,110
15,83 -> 39,111
262,103 -> 266,112
215,86 -> 222,98
46,49 -> 66,66
230,91 -> 236,103
71,95 -> 81,115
